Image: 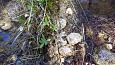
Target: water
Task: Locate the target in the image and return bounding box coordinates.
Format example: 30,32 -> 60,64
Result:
0,32 -> 11,41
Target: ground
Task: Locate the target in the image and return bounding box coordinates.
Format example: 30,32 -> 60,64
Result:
0,0 -> 115,65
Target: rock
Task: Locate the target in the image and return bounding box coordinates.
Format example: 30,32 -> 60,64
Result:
59,2 -> 66,17
18,26 -> 24,31
61,58 -> 64,63
59,46 -> 73,56
48,45 -> 59,57
66,8 -> 73,15
105,44 -> 113,50
11,54 -> 17,61
67,33 -> 82,45
1,21 -> 12,30
0,9 -> 12,30
6,1 -> 23,21
57,18 -> 67,30
0,46 -> 5,53
94,49 -> 115,65
56,32 -> 67,46
58,38 -> 67,46
24,14 -> 29,18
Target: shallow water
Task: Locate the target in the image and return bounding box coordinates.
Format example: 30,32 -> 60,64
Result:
0,32 -> 11,41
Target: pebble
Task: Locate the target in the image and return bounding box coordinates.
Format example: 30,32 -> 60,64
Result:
59,46 -> 73,56
58,38 -> 67,46
95,49 -> 115,65
57,18 -> 67,30
105,44 -> 113,50
99,50 -> 115,59
11,54 -> 17,61
61,58 -> 64,63
0,9 -> 12,30
24,14 -> 29,18
18,26 -> 24,31
1,21 -> 12,30
67,33 -> 82,45
66,8 -> 73,15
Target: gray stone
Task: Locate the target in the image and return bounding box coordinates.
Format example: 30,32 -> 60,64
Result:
59,46 -> 73,56
57,18 -> 67,30
67,33 -> 82,45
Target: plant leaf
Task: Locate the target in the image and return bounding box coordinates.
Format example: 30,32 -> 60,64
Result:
39,34 -> 48,48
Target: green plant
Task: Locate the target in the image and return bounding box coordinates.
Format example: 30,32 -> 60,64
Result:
39,34 -> 48,48
17,0 -> 58,49
43,15 -> 57,31
37,0 -> 46,6
18,15 -> 26,24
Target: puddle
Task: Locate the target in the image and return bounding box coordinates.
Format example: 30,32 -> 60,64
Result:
0,32 -> 11,41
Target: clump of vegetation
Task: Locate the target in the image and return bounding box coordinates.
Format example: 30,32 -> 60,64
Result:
18,0 -> 59,48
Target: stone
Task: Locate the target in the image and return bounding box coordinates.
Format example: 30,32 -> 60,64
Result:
11,54 -> 17,61
18,26 -> 24,31
105,44 -> 113,50
66,8 -> 73,15
57,18 -> 67,30
1,21 -> 12,30
0,46 -> 5,53
59,46 -> 73,56
57,32 -> 67,46
94,49 -> 115,65
60,58 -> 64,63
67,33 -> 82,45
58,38 -> 67,46
0,9 -> 12,30
24,14 -> 29,18
6,1 -> 23,21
